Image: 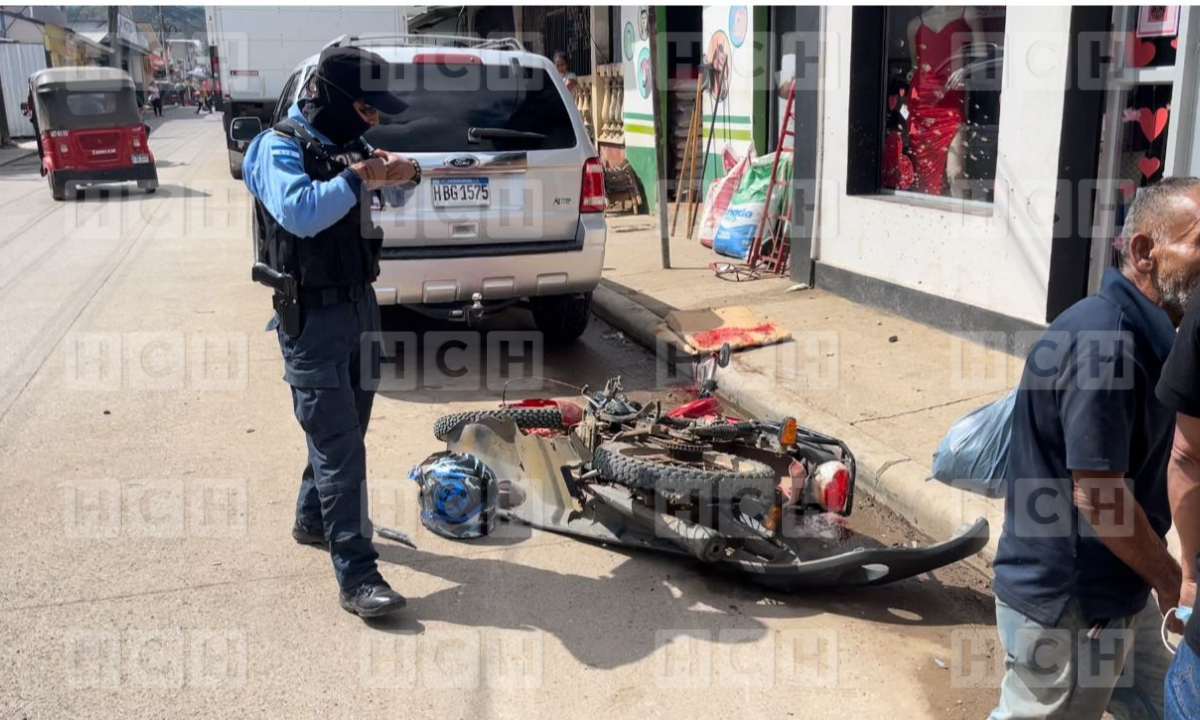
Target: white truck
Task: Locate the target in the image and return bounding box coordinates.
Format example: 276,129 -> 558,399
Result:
205,6 -> 409,178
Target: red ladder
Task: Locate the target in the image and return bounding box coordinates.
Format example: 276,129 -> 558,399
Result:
748,78 -> 795,274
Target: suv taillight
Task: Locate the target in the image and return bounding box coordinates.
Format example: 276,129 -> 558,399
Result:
581,157 -> 605,213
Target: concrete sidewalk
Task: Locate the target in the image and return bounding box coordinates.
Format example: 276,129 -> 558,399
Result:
0,140 -> 36,167
595,214 -> 1020,563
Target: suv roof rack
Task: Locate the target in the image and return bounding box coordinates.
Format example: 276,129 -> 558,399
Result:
323,34 -> 526,52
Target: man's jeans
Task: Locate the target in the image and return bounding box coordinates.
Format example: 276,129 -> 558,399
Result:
1165,641 -> 1200,719
991,598 -> 1171,719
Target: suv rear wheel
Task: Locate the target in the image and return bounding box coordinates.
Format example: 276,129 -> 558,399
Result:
532,292 -> 591,345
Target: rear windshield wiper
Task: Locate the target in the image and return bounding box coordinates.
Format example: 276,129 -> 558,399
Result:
467,127 -> 546,144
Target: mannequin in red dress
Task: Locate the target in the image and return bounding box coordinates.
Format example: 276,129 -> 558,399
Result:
905,6 -> 984,196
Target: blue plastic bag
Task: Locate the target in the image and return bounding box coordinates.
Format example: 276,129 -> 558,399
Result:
930,390 -> 1015,498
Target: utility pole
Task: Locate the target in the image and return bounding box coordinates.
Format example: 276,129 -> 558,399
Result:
158,5 -> 168,54
648,7 -> 670,269
107,5 -> 119,69
157,5 -> 168,79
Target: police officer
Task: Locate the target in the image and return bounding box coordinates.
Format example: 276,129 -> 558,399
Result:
242,45 -> 418,618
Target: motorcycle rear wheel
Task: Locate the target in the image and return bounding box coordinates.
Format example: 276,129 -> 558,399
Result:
433,407 -> 564,441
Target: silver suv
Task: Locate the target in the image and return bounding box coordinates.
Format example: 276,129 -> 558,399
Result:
263,35 -> 605,344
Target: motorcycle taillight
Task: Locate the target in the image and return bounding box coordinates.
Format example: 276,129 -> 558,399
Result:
814,461 -> 850,513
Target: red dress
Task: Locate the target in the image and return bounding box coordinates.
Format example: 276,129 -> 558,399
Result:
907,11 -> 971,195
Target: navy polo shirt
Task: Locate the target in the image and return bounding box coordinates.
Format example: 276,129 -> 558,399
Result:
993,268 -> 1176,627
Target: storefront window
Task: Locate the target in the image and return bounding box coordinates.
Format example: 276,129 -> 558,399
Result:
1125,6 -> 1181,68
1109,84 -> 1174,263
879,6 -> 1006,202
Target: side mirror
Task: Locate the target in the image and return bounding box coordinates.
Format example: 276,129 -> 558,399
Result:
143,123 -> 152,137
229,116 -> 263,143
19,102 -> 28,113
717,343 -> 732,368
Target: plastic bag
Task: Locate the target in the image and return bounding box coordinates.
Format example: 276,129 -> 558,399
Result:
697,147 -> 753,248
712,152 -> 792,260
930,389 -> 1015,498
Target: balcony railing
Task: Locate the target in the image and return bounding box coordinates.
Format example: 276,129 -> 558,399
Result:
573,74 -> 595,142
594,63 -> 624,145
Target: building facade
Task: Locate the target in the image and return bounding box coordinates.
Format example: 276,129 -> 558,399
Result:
803,5 -> 1200,332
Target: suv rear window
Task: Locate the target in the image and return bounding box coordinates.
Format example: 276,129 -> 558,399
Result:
363,63 -> 577,153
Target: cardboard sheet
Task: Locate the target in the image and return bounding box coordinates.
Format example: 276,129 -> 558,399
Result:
660,306 -> 791,353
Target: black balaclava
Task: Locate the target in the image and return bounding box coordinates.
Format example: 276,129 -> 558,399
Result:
302,46 -> 401,146
303,78 -> 369,147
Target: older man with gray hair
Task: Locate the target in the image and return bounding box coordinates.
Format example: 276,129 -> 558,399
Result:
990,177 -> 1200,719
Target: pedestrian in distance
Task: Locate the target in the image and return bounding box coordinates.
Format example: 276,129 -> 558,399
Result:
990,177 -> 1200,718
241,45 -> 419,619
553,50 -> 578,93
148,84 -> 162,117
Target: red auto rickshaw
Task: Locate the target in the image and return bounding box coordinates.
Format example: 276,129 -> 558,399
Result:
26,67 -> 158,200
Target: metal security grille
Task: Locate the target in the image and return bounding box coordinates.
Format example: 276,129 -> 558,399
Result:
522,6 -> 591,75
0,44 -> 49,137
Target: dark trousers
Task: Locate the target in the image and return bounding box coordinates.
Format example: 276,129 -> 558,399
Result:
151,98 -> 162,117
273,290 -> 383,590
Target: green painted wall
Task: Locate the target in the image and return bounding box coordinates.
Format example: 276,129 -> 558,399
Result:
626,145 -> 658,212
752,5 -> 769,156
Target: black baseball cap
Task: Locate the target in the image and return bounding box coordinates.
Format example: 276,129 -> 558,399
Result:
316,45 -> 407,115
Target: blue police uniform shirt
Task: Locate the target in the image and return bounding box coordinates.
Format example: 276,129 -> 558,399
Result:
993,268 -> 1176,627
241,101 -> 364,238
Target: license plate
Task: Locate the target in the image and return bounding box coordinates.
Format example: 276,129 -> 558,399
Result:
132,154 -> 150,164
431,178 -> 489,207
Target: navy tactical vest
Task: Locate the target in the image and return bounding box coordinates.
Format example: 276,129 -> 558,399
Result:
254,118 -> 382,290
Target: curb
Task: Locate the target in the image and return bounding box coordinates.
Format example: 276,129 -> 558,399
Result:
0,148 -> 35,168
593,281 -> 1001,573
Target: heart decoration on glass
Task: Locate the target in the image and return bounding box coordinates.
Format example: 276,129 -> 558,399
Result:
1137,107 -> 1169,142
1128,36 -> 1156,67
1138,156 -> 1162,179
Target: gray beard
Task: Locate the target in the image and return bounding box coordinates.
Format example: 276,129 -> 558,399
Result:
1154,270 -> 1195,320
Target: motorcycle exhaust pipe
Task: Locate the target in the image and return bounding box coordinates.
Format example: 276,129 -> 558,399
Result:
589,485 -> 727,562
653,511 -> 728,563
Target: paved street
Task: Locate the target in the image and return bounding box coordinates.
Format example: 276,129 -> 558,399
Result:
0,111 -> 1000,718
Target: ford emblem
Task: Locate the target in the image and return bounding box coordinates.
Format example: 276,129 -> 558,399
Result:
445,155 -> 480,169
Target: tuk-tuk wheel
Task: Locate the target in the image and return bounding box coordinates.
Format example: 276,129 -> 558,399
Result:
138,180 -> 158,194
48,172 -> 67,201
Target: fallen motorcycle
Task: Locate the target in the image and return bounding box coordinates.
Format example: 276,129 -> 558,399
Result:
403,345 -> 989,589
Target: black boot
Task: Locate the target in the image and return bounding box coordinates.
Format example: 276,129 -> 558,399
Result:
292,520 -> 326,547
340,581 -> 406,618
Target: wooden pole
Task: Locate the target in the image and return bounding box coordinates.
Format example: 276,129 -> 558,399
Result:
670,74 -> 702,236
681,73 -> 705,237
